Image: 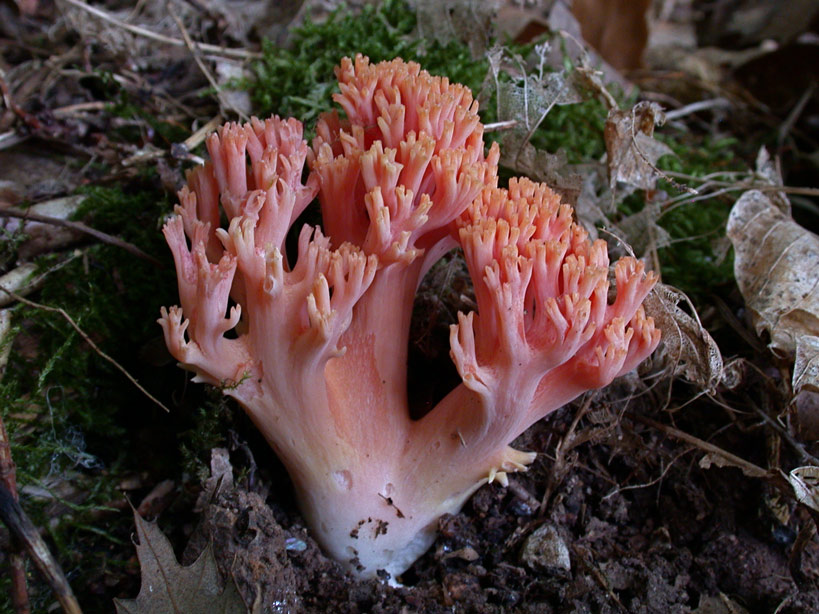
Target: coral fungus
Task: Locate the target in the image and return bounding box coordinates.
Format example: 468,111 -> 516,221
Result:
159,55 -> 660,577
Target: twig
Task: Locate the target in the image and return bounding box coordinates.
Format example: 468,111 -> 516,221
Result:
664,98 -> 731,121
0,344 -> 30,613
51,101 -> 107,117
788,519 -> 816,589
59,0 -> 261,60
602,448 -> 692,500
0,310 -> 29,614
168,8 -> 246,121
0,288 -> 171,413
0,484 -> 83,614
659,172 -> 819,198
183,116 -> 222,151
0,204 -> 162,267
746,397 -> 819,466
778,83 -> 815,148
483,120 -> 517,133
573,544 -> 628,612
538,395 -> 594,515
0,69 -> 42,132
0,130 -> 27,151
631,413 -> 778,481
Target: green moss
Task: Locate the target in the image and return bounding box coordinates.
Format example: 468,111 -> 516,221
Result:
528,98 -> 608,163
0,182 -> 181,613
251,0 -> 487,124
616,134 -> 742,302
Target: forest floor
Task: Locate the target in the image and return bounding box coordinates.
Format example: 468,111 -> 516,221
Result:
1,1 -> 818,613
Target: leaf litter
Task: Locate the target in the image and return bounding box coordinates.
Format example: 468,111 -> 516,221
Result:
114,508 -> 247,614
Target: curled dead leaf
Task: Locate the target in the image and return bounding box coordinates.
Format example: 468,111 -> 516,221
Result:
643,283 -> 723,392
727,189 -> 819,396
604,101 -> 673,192
411,0 -> 498,55
788,466 -> 819,513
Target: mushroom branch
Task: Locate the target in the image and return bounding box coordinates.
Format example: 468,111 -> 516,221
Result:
158,55 -> 661,578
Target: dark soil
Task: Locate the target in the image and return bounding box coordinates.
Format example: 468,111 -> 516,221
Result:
182,397 -> 819,614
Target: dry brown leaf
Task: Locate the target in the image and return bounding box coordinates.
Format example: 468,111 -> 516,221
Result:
483,44 -> 586,204
572,173 -> 611,241
788,466 -> 819,513
794,335 -> 819,395
411,0 -> 498,55
604,101 -> 673,193
698,453 -> 767,479
753,147 -> 789,214
572,0 -> 650,71
114,509 -> 247,614
643,283 -> 723,392
726,190 -> 819,363
500,134 -> 584,205
614,201 -> 671,257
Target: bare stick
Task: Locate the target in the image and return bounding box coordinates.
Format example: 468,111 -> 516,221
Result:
631,413 -> 774,480
0,484 -> 83,614
0,411 -> 30,613
483,120 -> 517,133
0,288 -> 171,413
0,204 -> 162,267
168,8 -> 248,122
664,98 -> 731,121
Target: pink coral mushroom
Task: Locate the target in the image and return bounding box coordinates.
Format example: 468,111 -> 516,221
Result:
159,55 -> 661,578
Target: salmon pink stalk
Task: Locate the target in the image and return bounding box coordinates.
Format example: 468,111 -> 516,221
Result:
159,55 -> 660,578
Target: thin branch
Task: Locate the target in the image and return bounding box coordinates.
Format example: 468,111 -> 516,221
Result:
59,0 -> 261,60
631,413 -> 774,480
603,448 -> 692,500
0,288 -> 171,413
664,98 -> 731,121
51,101 -> 107,117
746,397 -> 819,466
0,357 -> 30,613
483,120 -> 517,133
660,171 -> 819,197
778,82 -> 815,147
0,204 -> 162,267
0,484 -> 83,614
168,8 -> 248,122
538,394 -> 594,515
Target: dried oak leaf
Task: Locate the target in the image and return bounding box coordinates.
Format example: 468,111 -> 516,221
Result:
114,510 -> 247,614
643,283 -> 723,392
604,101 -> 673,192
726,189 -> 819,395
